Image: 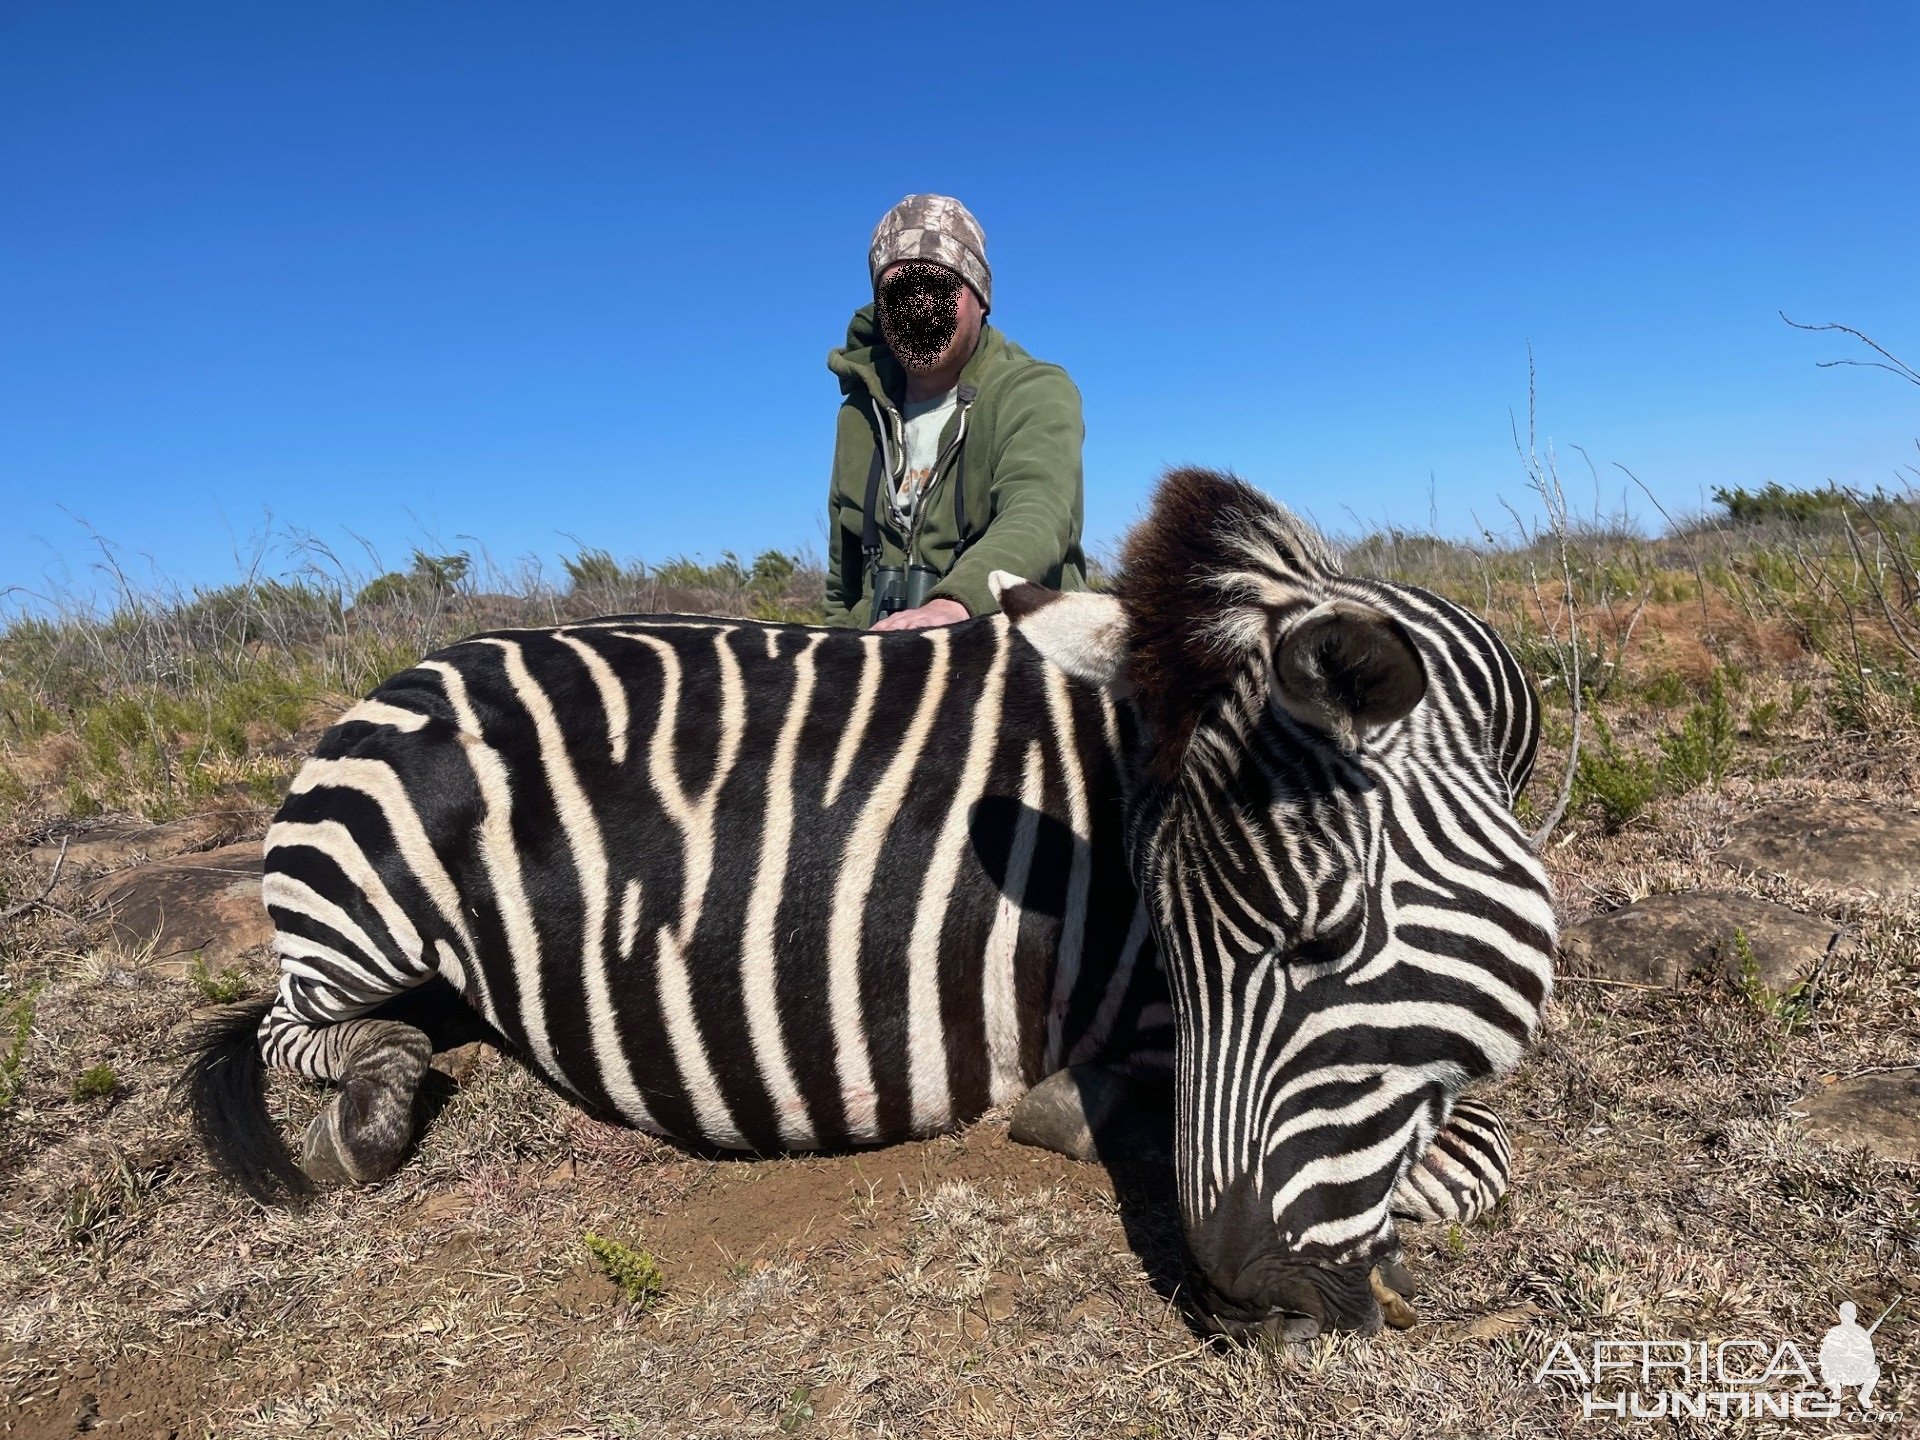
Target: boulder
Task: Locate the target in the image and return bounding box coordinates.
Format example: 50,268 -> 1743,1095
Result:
27,811 -> 260,879
1790,1073 -> 1920,1165
1718,800 -> 1920,900
1557,891 -> 1840,991
86,840 -> 271,975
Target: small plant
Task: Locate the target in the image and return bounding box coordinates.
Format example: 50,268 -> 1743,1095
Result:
584,1231 -> 663,1307
72,1064 -> 117,1101
561,546 -> 627,591
353,549 -> 470,609
778,1385 -> 816,1433
0,989 -> 38,1109
1574,712 -> 1660,833
189,952 -> 252,1003
1660,669 -> 1737,791
1729,929 -> 1816,1032
1640,670 -> 1690,708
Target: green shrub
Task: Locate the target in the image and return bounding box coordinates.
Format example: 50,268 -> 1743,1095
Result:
1712,482 -> 1849,528
1574,712 -> 1660,833
72,1064 -> 117,1101
0,989 -> 38,1109
562,547 -> 628,590
189,953 -> 253,1003
584,1232 -> 663,1306
1639,671 -> 1690,708
1659,670 -> 1737,791
354,550 -> 470,609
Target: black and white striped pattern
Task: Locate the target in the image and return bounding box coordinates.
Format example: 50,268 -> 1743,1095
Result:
1019,468 -> 1555,1286
261,615 -> 1160,1153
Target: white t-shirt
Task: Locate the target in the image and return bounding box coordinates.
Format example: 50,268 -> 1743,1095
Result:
891,387 -> 958,529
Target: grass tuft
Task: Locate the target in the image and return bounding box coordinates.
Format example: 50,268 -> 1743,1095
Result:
189,952 -> 254,1003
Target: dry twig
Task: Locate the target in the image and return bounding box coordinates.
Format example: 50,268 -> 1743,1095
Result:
0,837 -> 70,924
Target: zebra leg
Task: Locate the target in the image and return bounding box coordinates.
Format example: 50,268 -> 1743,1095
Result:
1008,1064 -> 1170,1163
259,997 -> 433,1187
1390,1097 -> 1511,1225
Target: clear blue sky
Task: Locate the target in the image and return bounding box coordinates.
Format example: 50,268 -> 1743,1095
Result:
3,1 -> 1916,605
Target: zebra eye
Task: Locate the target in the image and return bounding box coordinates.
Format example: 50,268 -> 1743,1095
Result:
1286,913 -> 1361,968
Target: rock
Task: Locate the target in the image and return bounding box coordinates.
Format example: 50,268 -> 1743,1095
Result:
27,812 -> 261,879
430,1040 -> 491,1085
1558,891 -> 1841,991
86,840 -> 271,974
1790,1073 -> 1920,1165
1719,800 -> 1920,900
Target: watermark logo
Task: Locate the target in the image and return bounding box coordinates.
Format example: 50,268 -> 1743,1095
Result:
1534,1302 -> 1896,1421
1819,1302 -> 1882,1411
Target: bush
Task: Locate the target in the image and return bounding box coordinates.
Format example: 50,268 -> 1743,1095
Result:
584,1232 -> 663,1306
1711,482 -> 1850,528
561,547 -> 628,591
190,953 -> 252,1003
354,550 -> 470,609
1573,712 -> 1661,833
72,1064 -> 117,1101
1659,670 -> 1737,791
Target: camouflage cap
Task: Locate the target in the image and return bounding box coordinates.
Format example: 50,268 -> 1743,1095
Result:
868,194 -> 992,313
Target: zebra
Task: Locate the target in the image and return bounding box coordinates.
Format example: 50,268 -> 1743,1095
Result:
183,467 -> 1554,1341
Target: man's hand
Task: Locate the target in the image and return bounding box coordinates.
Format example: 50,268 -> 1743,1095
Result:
871,597 -> 970,632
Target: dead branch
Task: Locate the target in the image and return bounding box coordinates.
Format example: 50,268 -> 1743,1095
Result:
1508,352 -> 1584,853
1,837 -> 70,924
1779,312 -> 1920,388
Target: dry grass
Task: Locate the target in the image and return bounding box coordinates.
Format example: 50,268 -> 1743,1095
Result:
2,500 -> 1918,1437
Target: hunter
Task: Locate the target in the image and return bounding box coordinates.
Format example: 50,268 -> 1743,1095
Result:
823,194 -> 1088,630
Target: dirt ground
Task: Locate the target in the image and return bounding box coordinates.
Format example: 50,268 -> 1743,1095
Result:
2,735 -> 1918,1438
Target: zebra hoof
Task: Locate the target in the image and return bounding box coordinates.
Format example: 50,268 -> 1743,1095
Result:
1370,1264 -> 1418,1330
1009,1065 -> 1167,1163
300,1095 -> 408,1187
1009,1068 -> 1100,1161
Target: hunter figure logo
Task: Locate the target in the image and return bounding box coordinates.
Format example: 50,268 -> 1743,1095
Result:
1819,1302 -> 1882,1410
1534,1300 -> 1898,1420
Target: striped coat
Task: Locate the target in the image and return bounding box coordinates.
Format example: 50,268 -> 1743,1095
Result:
263,615 -> 1161,1153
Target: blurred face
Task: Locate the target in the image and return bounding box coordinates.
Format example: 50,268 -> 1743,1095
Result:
876,260 -> 982,373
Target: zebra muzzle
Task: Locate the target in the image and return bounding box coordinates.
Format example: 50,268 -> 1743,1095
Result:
1188,1255 -> 1386,1342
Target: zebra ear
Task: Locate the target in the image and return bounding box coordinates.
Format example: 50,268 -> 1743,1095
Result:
992,571 -> 1131,689
1272,600 -> 1427,751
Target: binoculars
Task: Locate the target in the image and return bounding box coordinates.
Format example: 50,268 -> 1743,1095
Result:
869,563 -> 942,622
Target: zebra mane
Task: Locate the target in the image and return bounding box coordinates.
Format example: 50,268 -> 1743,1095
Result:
1115,468 -> 1340,780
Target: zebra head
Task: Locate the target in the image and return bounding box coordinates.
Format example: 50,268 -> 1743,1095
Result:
996,468 -> 1556,1341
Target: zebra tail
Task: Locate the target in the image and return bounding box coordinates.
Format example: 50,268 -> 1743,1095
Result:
177,999 -> 313,1204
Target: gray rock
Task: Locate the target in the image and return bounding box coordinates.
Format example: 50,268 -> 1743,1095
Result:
27,811 -> 260,879
86,840 -> 272,974
1558,891 -> 1841,991
1790,1073 -> 1920,1165
1719,800 -> 1920,900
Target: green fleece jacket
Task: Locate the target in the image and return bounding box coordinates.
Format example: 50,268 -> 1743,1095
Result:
824,305 -> 1087,627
